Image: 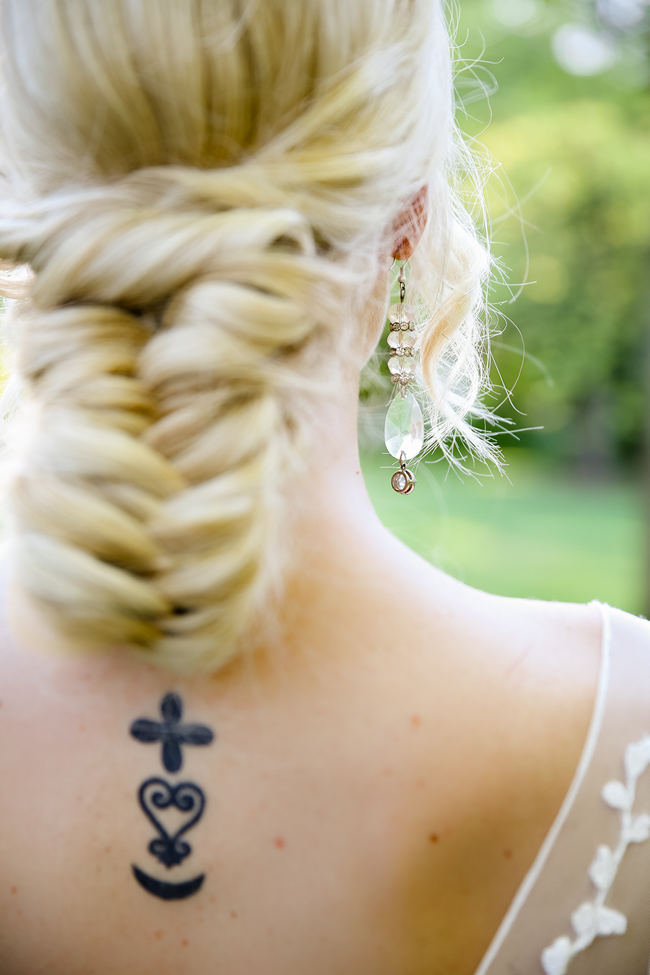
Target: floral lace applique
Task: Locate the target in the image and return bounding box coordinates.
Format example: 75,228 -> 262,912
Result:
541,733 -> 650,975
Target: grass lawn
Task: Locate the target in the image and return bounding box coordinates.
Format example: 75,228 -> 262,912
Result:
361,446 -> 646,616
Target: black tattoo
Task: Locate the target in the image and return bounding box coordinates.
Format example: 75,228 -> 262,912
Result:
138,777 -> 206,867
129,691 -> 214,773
131,864 -> 205,901
129,693 -> 215,900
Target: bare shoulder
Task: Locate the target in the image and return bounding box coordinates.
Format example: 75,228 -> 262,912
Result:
398,588 -> 607,972
494,591 -> 605,798
480,592 -> 650,739
604,598 -> 650,649
411,581 -> 606,736
468,587 -> 605,666
461,589 -> 606,781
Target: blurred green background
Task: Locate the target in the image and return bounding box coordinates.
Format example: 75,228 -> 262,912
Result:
361,0 -> 649,614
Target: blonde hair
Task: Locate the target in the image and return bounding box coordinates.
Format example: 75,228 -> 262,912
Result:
0,0 -> 498,675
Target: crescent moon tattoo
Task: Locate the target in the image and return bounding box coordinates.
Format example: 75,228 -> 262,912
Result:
132,864 -> 205,901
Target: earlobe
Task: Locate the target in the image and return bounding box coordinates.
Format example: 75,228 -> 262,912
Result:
391,184 -> 429,261
392,237 -> 411,261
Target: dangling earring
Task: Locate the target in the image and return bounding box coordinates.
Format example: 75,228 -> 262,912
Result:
383,259 -> 425,494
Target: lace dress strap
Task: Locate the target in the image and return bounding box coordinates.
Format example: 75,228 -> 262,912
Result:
540,729 -> 650,974
477,601 -> 650,974
538,603 -> 650,975
474,599 -> 612,975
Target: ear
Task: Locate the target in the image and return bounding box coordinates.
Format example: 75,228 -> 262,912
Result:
391,184 -> 429,261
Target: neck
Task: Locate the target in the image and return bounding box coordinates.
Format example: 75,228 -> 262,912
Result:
249,376 -> 452,674
289,377 -> 387,550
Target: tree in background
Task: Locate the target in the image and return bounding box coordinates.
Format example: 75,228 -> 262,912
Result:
453,0 -> 648,474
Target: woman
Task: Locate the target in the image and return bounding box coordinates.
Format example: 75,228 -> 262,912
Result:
0,2 -> 647,973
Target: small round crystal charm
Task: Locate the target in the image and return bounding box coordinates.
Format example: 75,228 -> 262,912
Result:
390,453 -> 416,494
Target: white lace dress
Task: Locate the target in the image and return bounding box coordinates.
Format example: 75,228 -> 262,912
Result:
475,601 -> 650,975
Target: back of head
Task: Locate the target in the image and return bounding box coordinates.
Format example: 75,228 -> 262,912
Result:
0,0 -> 492,675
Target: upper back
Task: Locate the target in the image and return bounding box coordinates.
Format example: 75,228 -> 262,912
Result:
0,557 -> 647,975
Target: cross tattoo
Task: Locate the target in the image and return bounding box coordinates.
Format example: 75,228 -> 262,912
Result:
129,692 -> 214,773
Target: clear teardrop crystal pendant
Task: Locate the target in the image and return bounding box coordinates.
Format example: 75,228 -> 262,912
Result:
384,390 -> 425,460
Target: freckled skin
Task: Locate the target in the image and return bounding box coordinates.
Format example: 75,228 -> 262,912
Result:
0,557 -> 604,975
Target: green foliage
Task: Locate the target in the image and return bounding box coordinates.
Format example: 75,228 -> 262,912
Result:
454,0 -> 650,469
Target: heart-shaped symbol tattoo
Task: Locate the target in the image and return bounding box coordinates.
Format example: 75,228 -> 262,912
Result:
138,777 -> 206,868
